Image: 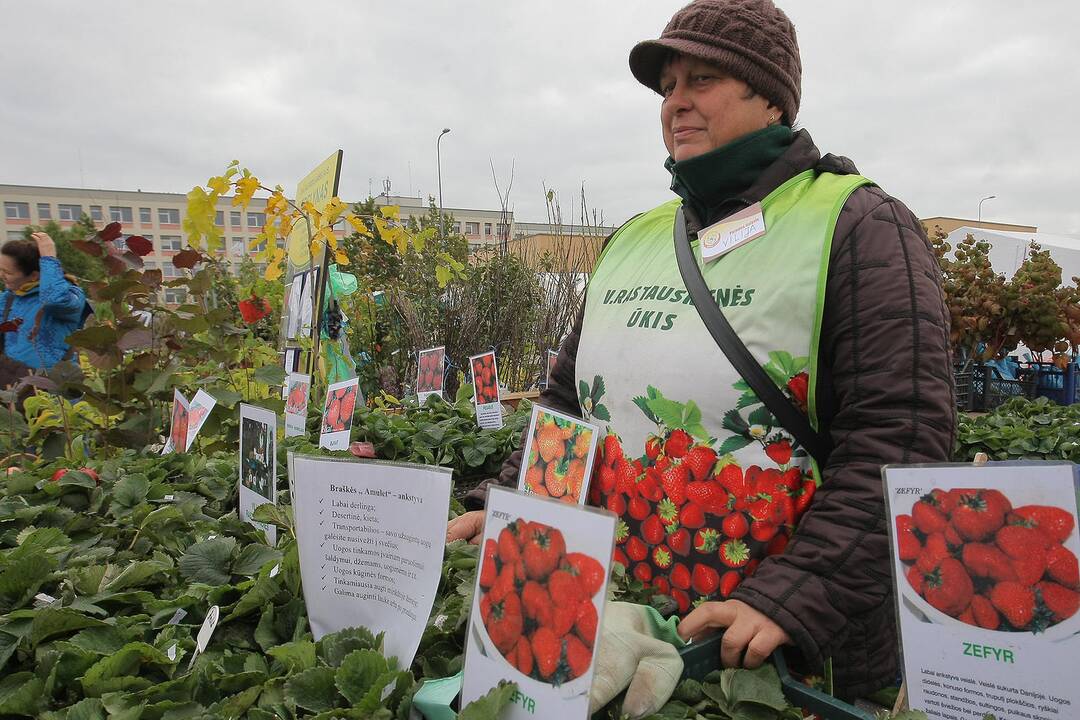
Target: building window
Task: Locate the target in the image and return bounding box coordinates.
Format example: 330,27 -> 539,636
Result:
276,237 -> 286,249
465,221 -> 480,235
247,212 -> 266,229
90,206 -> 103,222
7,231 -> 24,241
158,208 -> 180,225
230,211 -> 242,227
4,202 -> 30,220
160,235 -> 183,251
58,204 -> 83,221
110,206 -> 133,223
452,222 -> 462,234
496,222 -> 509,237
163,288 -> 187,304
215,211 -> 224,226
139,207 -> 152,223
231,238 -> 245,256
468,242 -> 482,253
484,223 -> 492,236
36,203 -> 51,220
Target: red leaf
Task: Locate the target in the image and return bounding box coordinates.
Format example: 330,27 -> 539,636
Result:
238,297 -> 271,324
71,239 -> 104,257
171,248 -> 202,270
103,255 -> 127,276
126,235 -> 153,256
99,222 -> 123,242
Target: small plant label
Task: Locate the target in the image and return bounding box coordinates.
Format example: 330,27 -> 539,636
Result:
188,605 -> 220,669
517,405 -> 599,505
470,351 -> 503,430
289,453 -> 452,669
239,404 -> 278,545
546,349 -> 558,386
461,486 -> 616,719
416,346 -> 445,404
162,389 -> 190,455
284,373 -> 312,438
319,377 -> 360,451
884,462 -> 1080,719
184,389 -> 217,451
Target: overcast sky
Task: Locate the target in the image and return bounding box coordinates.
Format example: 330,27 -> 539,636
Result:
2,1 -> 1077,234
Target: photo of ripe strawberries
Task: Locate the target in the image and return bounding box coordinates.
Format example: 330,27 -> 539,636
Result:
322,384 -> 358,434
477,517 -> 604,686
519,408 -> 596,504
169,398 -> 189,453
896,487 -> 1080,633
417,347 -> 445,394
471,352 -> 500,405
285,378 -> 309,415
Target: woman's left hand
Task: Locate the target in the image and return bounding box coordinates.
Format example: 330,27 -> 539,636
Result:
31,232 -> 56,257
677,599 -> 791,669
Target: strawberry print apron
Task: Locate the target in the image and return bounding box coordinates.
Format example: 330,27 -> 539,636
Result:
576,171 -> 870,613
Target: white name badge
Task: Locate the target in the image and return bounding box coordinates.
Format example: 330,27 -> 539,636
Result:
699,202 -> 767,263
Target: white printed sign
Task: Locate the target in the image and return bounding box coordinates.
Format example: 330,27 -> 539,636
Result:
461,487 -> 616,719
884,462 -> 1080,720
470,351 -> 503,430
184,389 -> 217,450
699,201 -> 766,263
188,605 -> 220,668
284,373 -> 312,438
319,377 -> 360,451
239,403 -> 277,545
289,453 -> 452,668
162,389 -> 190,455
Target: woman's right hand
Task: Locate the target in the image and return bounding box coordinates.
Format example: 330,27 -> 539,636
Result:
446,510 -> 485,544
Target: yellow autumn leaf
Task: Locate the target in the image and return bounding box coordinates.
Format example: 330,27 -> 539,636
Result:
279,213 -> 295,238
435,265 -> 451,287
208,175 -> 230,196
265,261 -> 284,281
346,214 -> 372,238
379,205 -> 400,221
310,239 -> 321,259
233,174 -> 260,208
411,230 -> 426,253
248,236 -> 265,251
265,191 -> 288,216
334,250 -> 350,266
323,197 -> 347,225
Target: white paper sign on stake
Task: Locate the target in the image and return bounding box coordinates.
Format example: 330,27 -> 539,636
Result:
187,605 -> 219,669
161,389 -> 190,455
167,643 -> 177,661
239,403 -> 278,545
184,389 -> 217,451
545,349 -> 558,386
516,404 -> 600,506
469,351 -> 503,430
319,377 -> 360,451
167,608 -> 187,625
699,201 -> 767,263
884,462 -> 1080,720
289,453 -> 452,668
284,373 -> 312,438
416,346 -> 445,404
461,487 -> 617,719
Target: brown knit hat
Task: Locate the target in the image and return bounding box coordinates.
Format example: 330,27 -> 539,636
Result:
629,0 -> 802,123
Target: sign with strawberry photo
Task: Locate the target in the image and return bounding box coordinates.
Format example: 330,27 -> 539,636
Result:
517,405 -> 599,505
461,486 -> 616,719
884,462 -> 1080,719
417,346 -> 445,403
546,349 -> 558,386
470,351 -> 503,430
162,389 -> 190,455
284,372 -> 311,437
319,377 -> 360,451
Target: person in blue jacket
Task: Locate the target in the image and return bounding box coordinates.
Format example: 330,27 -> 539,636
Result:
0,232 -> 91,371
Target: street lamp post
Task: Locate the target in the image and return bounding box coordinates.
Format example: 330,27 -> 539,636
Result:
437,128 -> 451,238
978,195 -> 996,227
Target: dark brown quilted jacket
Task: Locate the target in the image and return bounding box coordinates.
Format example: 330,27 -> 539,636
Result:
466,130 -> 957,697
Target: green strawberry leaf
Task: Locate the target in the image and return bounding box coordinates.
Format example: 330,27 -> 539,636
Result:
177,537 -> 237,586
686,423 -> 710,442
747,406 -> 775,429
647,397 -> 687,430
285,667 -> 341,713
268,640 -> 316,674
578,380 -> 590,407
632,396 -> 659,424
735,391 -> 759,410
0,672 -> 43,716
592,403 -> 611,422
721,409 -> 750,435
335,648 -> 391,704
683,399 -> 702,427
718,435 -> 752,455
591,375 -> 606,402
458,680 -> 518,720
232,544 -> 282,577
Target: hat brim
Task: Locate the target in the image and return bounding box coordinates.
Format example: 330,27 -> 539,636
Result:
629,37 -> 728,95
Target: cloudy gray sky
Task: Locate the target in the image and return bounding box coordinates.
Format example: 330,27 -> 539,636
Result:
2,1 -> 1077,233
